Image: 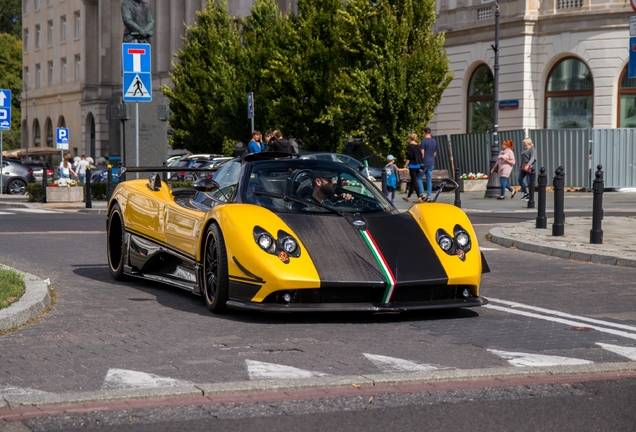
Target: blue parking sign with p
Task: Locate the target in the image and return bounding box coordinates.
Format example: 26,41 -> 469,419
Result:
56,127 -> 69,149
0,89 -> 11,131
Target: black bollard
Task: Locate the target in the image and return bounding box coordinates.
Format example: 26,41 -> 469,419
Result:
536,167 -> 547,229
454,167 -> 461,208
590,165 -> 604,244
527,168 -> 536,209
106,166 -> 113,202
552,166 -> 565,236
41,167 -> 47,204
85,168 -> 92,209
162,161 -> 167,183
381,169 -> 387,198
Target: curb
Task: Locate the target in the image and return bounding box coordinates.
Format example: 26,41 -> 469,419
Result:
2,361 -> 636,410
488,225 -> 636,268
0,265 -> 51,333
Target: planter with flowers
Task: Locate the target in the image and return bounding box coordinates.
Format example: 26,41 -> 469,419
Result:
46,178 -> 84,203
459,173 -> 489,192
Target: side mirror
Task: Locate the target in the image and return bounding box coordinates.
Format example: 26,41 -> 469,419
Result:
148,173 -> 162,191
432,178 -> 459,202
193,177 -> 220,192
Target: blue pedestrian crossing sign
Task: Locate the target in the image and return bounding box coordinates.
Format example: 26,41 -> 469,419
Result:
56,127 -> 69,150
630,37 -> 636,78
0,89 -> 11,131
122,43 -> 152,102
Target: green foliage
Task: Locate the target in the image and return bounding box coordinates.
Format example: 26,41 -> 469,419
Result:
0,267 -> 24,311
0,0 -> 21,37
163,0 -> 451,164
163,0 -> 248,154
0,33 -> 22,149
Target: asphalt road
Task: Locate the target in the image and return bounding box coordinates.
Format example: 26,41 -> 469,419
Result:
1,209 -> 636,430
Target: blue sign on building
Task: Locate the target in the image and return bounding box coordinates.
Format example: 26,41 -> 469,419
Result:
0,89 -> 12,131
122,43 -> 152,102
499,100 -> 519,110
630,37 -> 636,78
56,127 -> 69,150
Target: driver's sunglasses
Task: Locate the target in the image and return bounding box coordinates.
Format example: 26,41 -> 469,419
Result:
322,177 -> 338,183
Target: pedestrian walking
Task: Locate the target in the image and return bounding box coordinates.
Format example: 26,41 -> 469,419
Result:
518,137 -> 537,201
76,155 -> 90,183
492,139 -> 516,199
384,155 -> 398,203
247,130 -> 264,153
59,154 -> 77,179
403,133 -> 423,203
419,127 -> 437,202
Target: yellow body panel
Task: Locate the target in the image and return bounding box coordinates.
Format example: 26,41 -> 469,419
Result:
409,203 -> 482,295
206,204 -> 321,302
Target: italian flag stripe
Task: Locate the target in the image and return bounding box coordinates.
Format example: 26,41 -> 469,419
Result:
360,230 -> 396,304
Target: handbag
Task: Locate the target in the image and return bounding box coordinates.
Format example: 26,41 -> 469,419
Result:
521,162 -> 532,173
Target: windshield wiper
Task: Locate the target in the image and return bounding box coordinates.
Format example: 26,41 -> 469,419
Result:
252,190 -> 344,217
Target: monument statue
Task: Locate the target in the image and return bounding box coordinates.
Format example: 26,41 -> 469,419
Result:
121,0 -> 155,44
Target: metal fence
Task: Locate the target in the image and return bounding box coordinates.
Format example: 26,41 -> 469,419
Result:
350,128 -> 635,188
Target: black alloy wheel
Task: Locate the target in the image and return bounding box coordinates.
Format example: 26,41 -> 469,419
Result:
203,223 -> 229,313
107,203 -> 127,280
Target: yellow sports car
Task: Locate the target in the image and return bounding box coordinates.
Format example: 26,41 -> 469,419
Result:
107,152 -> 489,313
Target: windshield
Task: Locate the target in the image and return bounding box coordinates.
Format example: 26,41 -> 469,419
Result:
243,159 -> 394,214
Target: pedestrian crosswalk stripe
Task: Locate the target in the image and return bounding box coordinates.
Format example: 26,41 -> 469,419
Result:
596,343 -> 636,361
246,360 -> 329,380
102,368 -> 194,390
363,353 -> 452,373
488,349 -> 593,367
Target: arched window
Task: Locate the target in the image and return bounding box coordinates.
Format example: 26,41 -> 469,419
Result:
618,66 -> 636,127
545,58 -> 593,129
467,65 -> 494,133
34,120 -> 41,147
45,118 -> 53,147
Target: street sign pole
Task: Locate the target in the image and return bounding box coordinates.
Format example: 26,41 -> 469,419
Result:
136,103 -> 139,179
247,92 -> 254,133
1,131 -> 3,195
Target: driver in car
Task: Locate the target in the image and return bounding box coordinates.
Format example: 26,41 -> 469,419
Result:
307,170 -> 354,206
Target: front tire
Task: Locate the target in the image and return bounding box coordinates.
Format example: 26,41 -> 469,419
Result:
202,224 -> 229,313
107,203 -> 127,280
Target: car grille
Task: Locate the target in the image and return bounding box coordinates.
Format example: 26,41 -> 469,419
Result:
263,285 -> 468,304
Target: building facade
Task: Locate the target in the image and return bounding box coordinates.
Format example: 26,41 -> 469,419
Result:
430,0 -> 636,136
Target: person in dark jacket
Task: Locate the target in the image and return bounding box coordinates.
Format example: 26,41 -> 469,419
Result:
268,130 -> 293,154
403,133 -> 423,203
518,137 -> 537,201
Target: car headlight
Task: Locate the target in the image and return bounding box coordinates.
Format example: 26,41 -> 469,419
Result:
453,225 -> 472,252
258,233 -> 274,251
439,235 -> 453,251
456,232 -> 469,247
282,237 -> 297,254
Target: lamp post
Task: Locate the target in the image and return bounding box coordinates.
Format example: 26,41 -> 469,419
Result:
21,82 -> 29,161
485,1 -> 501,198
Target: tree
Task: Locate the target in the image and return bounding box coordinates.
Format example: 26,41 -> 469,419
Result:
0,33 -> 22,150
0,0 -> 21,38
163,0 -> 249,154
338,0 -> 452,163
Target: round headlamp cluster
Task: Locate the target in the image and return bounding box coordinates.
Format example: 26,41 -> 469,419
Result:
436,224 -> 472,260
253,226 -> 301,261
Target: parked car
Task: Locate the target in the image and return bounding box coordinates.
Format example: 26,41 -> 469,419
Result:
91,169 -> 120,183
296,152 -> 383,180
1,159 -> 36,195
167,154 -> 229,181
24,161 -> 55,183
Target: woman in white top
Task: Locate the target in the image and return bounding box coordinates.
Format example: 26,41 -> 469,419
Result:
59,155 -> 78,179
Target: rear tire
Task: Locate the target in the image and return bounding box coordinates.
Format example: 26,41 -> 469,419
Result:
202,224 -> 229,313
7,179 -> 27,195
107,203 -> 127,280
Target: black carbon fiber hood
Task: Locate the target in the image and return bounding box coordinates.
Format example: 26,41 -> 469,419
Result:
277,212 -> 448,287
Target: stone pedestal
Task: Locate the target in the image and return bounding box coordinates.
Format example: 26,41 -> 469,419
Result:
460,179 -> 488,192
46,187 -> 84,203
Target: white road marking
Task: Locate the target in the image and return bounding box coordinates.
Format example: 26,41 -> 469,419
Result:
9,208 -> 61,214
246,360 -> 329,380
488,349 -> 593,367
0,385 -> 49,397
363,353 -> 452,373
101,368 -> 194,390
596,343 -> 636,361
483,304 -> 636,341
487,298 -> 636,333
479,247 -> 499,251
0,211 -> 14,215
